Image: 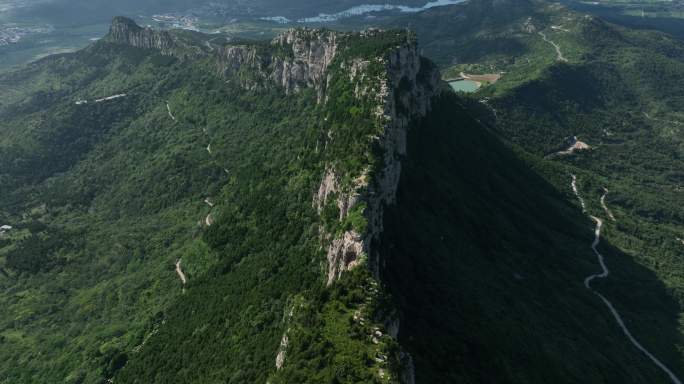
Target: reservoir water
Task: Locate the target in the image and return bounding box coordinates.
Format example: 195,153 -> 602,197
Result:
449,79 -> 480,93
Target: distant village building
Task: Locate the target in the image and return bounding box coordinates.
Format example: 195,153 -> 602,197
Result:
0,225 -> 12,235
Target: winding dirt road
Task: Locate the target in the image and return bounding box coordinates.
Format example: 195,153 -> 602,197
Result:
539,31 -> 568,62
600,188 -> 616,221
571,174 -> 586,212
573,175 -> 682,384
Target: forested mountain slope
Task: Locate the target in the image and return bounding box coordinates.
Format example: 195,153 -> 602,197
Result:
382,93 -> 684,383
398,0 -> 684,309
382,1 -> 684,382
0,17 -> 440,382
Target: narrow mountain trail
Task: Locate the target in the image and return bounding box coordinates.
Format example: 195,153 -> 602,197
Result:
539,31 -> 568,62
572,175 -> 682,384
600,188 -> 616,221
571,174 -> 586,212
175,259 -> 187,285
166,102 -> 176,121
75,93 -> 126,105
95,94 -> 127,103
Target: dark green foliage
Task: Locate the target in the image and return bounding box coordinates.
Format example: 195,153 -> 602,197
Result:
272,268 -> 392,384
0,24 -> 411,383
382,93 -> 684,383
5,233 -> 63,273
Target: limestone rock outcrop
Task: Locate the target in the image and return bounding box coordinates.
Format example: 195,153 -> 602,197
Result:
107,17 -> 338,98
316,38 -> 440,285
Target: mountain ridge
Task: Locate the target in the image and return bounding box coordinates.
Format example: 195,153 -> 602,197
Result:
0,16 -> 443,383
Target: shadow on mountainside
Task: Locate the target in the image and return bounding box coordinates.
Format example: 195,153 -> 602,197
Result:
379,92 -> 683,384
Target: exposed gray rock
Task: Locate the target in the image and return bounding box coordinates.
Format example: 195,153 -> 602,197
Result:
107,16 -> 203,58
318,39 -> 440,284
275,334 -> 289,370
270,29 -> 338,100
326,230 -> 364,285
107,18 -> 338,98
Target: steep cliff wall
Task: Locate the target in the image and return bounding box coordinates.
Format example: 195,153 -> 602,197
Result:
107,16 -> 203,58
316,39 -> 440,285
306,36 -> 439,383
107,17 -> 337,98
270,29 -> 338,100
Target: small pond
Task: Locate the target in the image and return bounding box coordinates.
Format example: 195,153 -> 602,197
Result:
449,79 -> 480,93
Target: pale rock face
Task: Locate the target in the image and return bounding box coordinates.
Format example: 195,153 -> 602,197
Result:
326,230 -> 365,285
347,59 -> 372,98
107,17 -> 202,58
313,167 -> 364,221
275,334 -> 289,370
316,39 -> 439,284
216,46 -> 260,72
108,19 -> 338,98
523,17 -> 537,33
271,29 -> 338,100
314,168 -> 339,214
312,40 -> 440,287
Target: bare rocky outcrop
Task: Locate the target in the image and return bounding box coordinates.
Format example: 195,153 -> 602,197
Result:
523,17 -> 537,33
107,16 -> 202,58
217,28 -> 338,97
326,230 -> 365,285
316,39 -> 440,285
107,17 -> 338,98
307,41 -> 438,382
275,334 -> 289,370
270,29 -> 338,100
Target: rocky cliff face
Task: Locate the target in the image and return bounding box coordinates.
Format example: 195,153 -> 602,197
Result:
309,38 -> 439,383
315,39 -> 440,286
107,17 -> 337,98
215,29 -> 338,99
270,29 -> 338,100
107,16 -> 203,58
